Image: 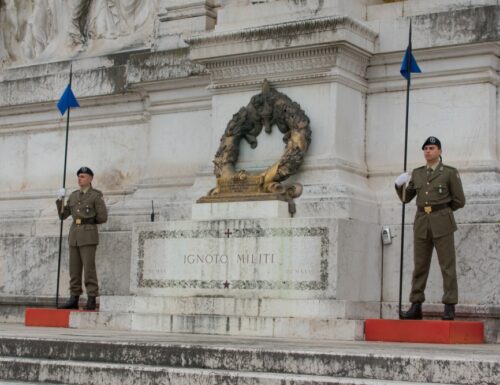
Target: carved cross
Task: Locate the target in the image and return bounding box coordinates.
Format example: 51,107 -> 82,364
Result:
224,229 -> 233,238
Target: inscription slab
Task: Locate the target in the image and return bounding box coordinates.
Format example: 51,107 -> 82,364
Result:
136,226 -> 329,290
130,216 -> 381,301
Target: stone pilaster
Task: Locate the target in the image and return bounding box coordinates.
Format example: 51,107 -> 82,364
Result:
185,16 -> 379,221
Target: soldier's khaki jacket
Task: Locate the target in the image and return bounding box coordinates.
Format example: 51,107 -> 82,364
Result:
396,161 -> 465,239
56,186 -> 108,246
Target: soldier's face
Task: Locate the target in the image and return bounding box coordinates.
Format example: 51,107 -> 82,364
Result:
423,145 -> 441,163
77,173 -> 93,188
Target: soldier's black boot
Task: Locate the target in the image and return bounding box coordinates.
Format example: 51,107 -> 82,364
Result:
400,303 -> 423,320
84,296 -> 96,311
58,295 -> 79,309
442,304 -> 455,320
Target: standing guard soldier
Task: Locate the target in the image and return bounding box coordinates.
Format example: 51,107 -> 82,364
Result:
56,167 -> 107,310
395,137 -> 465,320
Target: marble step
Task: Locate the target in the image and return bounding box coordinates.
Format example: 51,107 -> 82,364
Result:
1,334 -> 497,385
98,295 -> 380,319
0,381 -> 69,385
69,311 -> 365,340
0,357 -> 460,385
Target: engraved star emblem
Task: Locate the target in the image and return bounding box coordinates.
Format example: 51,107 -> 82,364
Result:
223,280 -> 230,289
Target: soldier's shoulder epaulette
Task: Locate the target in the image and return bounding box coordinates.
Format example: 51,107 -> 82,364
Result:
70,189 -> 79,196
413,165 -> 426,171
442,164 -> 457,171
90,188 -> 103,196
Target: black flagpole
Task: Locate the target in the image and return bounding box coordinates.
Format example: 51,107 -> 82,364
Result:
398,20 -> 413,318
55,64 -> 73,308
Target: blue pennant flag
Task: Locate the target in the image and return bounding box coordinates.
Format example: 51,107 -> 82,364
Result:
400,47 -> 421,80
57,84 -> 80,116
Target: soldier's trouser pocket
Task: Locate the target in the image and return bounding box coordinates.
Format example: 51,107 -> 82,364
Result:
430,209 -> 456,238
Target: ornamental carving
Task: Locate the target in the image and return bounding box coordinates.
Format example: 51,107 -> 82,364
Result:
198,80 -> 312,214
0,0 -> 154,68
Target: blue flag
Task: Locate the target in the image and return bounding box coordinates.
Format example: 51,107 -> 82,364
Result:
400,47 -> 421,80
57,84 -> 79,115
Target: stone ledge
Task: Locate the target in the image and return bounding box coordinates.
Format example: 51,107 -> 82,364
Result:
186,16 -> 378,51
70,311 -> 365,341
0,296 -> 55,306
0,50 -> 205,108
99,296 -> 379,320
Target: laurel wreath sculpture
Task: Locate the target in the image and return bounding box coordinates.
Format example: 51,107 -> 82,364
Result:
203,80 -> 311,204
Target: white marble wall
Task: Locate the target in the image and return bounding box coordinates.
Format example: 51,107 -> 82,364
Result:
382,223 -> 500,305
0,1 -> 498,328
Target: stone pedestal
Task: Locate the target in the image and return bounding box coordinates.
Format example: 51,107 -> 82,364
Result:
71,201 -> 381,340
191,200 -> 291,220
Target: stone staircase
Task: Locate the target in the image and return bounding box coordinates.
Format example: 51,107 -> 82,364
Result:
0,325 -> 498,385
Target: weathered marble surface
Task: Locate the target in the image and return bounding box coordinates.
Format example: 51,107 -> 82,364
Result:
0,0 -> 498,338
0,230 -> 131,297
192,201 -> 291,220
382,223 -> 500,305
97,295 -> 378,319
0,0 -> 155,68
130,216 -> 381,301
70,310 -> 366,340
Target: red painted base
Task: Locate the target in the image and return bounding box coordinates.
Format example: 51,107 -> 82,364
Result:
25,308 -> 94,328
365,319 -> 484,344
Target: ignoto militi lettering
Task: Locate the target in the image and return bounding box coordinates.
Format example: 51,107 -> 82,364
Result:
184,254 -> 229,264
183,253 -> 275,264
237,253 -> 275,264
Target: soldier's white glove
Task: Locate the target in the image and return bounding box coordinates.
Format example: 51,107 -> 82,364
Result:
395,172 -> 411,187
56,188 -> 66,199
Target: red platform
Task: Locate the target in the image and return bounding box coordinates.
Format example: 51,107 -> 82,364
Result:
25,308 -> 92,328
365,319 -> 484,344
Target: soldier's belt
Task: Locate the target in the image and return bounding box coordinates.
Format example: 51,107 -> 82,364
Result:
417,203 -> 449,214
74,218 -> 96,225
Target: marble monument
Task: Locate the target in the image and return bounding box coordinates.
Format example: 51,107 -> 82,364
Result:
0,0 -> 498,342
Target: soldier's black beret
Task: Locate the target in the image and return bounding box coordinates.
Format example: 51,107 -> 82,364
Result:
77,166 -> 94,176
422,136 -> 441,150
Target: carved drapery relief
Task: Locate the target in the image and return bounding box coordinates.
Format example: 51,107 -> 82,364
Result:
22,0 -> 64,59
0,0 -> 155,68
0,0 -> 29,64
85,0 -> 152,40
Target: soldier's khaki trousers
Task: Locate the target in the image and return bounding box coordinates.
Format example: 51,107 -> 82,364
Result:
410,228 -> 458,304
69,245 -> 99,297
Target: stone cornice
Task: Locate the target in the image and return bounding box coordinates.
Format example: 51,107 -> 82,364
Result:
186,15 -> 378,50
185,16 -> 376,91
367,42 -> 500,93
205,45 -> 369,91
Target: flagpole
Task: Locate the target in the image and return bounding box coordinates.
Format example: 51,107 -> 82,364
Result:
398,20 -> 412,318
55,63 -> 73,308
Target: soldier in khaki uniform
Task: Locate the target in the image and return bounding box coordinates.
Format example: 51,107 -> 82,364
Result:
56,167 -> 108,310
395,137 -> 465,320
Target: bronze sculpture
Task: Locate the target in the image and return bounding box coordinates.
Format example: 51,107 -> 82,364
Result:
198,80 -> 311,214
